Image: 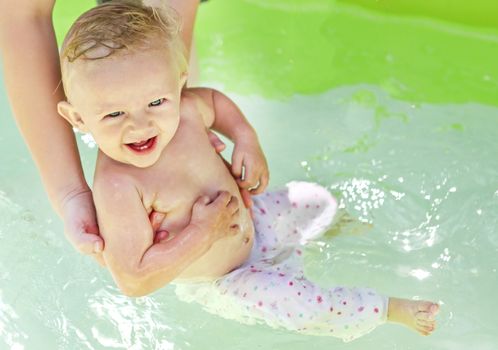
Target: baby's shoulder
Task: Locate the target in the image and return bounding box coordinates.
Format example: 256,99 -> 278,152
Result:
180,88 -> 215,127
93,158 -> 138,196
181,87 -> 212,104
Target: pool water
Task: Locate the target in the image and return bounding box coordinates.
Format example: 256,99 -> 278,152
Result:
1,1 -> 497,349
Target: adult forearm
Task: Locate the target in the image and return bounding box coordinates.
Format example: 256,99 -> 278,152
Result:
167,0 -> 199,58
0,18 -> 88,216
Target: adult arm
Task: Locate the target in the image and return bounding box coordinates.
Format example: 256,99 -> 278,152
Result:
168,0 -> 199,59
0,0 -> 104,257
0,0 -> 201,260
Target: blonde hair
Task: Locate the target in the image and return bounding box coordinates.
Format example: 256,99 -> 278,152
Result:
60,0 -> 187,76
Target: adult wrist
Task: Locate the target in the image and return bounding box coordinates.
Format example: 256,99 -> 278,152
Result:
57,183 -> 93,218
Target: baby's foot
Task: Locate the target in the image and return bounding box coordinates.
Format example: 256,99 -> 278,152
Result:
387,297 -> 439,336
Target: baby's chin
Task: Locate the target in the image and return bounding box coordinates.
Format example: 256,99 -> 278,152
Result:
99,148 -> 162,169
124,152 -> 162,168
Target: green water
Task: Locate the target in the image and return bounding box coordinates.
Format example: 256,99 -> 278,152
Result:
1,1 -> 497,349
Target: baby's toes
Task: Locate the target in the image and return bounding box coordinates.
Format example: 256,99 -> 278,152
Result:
430,303 -> 440,315
417,323 -> 435,335
417,302 -> 439,319
417,329 -> 431,336
417,301 -> 436,312
416,317 -> 434,328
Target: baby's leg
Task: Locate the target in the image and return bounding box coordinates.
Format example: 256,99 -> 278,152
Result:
253,181 -> 338,246
182,250 -> 388,342
387,298 -> 440,336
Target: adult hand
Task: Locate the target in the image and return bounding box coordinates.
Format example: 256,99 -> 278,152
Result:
62,189 -> 105,266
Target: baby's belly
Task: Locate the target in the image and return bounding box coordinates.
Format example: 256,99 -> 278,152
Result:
175,210 -> 254,282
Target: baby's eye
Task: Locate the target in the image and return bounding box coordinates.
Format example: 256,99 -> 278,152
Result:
105,111 -> 123,118
149,98 -> 166,107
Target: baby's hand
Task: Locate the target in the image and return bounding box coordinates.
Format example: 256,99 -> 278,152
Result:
232,136 -> 269,195
190,191 -> 241,243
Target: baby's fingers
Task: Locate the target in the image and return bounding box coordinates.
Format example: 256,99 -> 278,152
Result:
236,162 -> 260,190
193,195 -> 211,211
240,188 -> 253,209
212,191 -> 232,208
226,196 -> 240,215
250,171 -> 270,195
231,153 -> 244,179
229,223 -> 241,236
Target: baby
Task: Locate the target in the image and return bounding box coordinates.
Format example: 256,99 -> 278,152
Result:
57,1 -> 439,342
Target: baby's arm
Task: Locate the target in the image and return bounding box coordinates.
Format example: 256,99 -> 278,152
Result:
188,88 -> 270,194
94,175 -> 240,297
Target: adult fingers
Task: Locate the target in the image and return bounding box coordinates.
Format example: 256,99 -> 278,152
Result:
92,238 -> 104,254
149,211 -> 166,232
207,131 -> 226,153
67,227 -> 105,255
93,253 -> 106,267
154,230 -> 170,244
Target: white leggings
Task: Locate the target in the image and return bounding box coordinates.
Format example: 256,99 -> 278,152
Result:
175,182 -> 388,342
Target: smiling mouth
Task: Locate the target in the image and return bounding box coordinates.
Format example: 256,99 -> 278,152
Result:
125,136 -> 157,154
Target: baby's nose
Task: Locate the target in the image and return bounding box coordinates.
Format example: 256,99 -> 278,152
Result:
127,124 -> 156,141
128,112 -> 154,129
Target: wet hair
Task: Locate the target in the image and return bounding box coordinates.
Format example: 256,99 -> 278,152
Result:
60,0 -> 187,77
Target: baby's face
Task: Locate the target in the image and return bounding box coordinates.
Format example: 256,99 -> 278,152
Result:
62,49 -> 186,168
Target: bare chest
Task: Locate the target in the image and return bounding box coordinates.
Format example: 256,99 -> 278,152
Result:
134,119 -> 240,234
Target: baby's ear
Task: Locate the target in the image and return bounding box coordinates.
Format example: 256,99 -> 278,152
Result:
57,101 -> 88,133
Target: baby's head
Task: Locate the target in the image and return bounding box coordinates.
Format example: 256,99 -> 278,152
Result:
58,0 -> 188,168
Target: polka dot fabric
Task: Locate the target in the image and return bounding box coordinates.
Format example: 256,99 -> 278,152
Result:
175,182 -> 387,342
